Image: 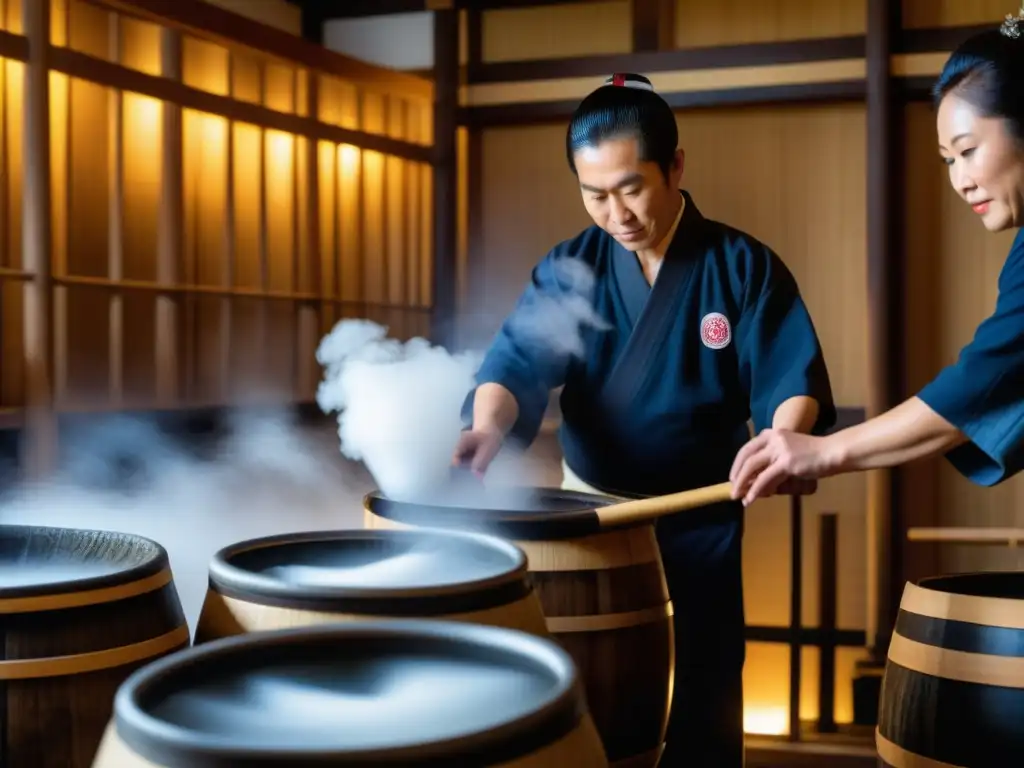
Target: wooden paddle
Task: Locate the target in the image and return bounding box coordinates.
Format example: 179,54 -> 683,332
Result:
592,481 -> 735,529
908,527 -> 1024,547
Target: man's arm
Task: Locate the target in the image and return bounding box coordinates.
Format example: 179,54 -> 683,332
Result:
472,383 -> 520,438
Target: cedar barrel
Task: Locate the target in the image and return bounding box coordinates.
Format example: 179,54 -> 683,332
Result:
193,528 -> 549,642
877,571 -> 1024,767
364,491 -> 673,768
94,620 -> 609,767
0,524 -> 189,767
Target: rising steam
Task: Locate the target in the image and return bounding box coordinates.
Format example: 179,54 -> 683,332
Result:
315,257 -> 609,503
0,410 -> 362,629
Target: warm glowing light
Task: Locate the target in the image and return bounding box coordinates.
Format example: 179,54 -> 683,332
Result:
201,114 -> 226,148
339,144 -> 360,178
125,93 -> 161,135
266,129 -> 293,165
744,707 -> 789,736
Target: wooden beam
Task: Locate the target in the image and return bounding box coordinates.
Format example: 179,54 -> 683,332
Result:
20,0 -> 57,479
432,8 -> 460,348
459,80 -> 867,128
84,0 -> 433,100
43,45 -> 430,163
631,0 -> 674,53
309,0 -> 599,16
864,0 -> 904,667
468,35 -> 865,83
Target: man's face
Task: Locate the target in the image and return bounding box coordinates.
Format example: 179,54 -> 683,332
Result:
574,136 -> 685,251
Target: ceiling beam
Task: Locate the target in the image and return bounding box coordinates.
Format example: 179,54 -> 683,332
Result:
304,0 -> 601,20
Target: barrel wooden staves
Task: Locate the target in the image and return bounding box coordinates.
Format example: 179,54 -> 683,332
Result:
0,524 -> 189,767
194,527 -> 549,643
877,571 -> 1024,767
93,620 -> 609,766
364,490 -> 674,768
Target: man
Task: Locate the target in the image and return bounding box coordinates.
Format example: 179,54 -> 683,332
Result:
453,73 -> 835,767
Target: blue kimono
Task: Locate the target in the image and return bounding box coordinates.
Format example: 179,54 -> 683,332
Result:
918,228 -> 1024,485
464,190 -> 836,766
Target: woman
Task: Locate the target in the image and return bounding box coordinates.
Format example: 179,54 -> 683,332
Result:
730,13 -> 1024,506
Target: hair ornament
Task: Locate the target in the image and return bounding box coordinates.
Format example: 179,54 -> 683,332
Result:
603,73 -> 655,91
1000,3 -> 1024,38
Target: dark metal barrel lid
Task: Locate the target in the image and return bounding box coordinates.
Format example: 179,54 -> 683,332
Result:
363,487 -> 616,541
0,524 -> 169,601
113,620 -> 588,767
207,528 -> 532,615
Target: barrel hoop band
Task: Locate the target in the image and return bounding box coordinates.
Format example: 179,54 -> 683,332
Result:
889,631 -> 1024,688
875,729 -> 964,768
901,581 -> 1024,630
0,568 -> 173,614
0,624 -> 190,680
895,606 -> 1024,658
546,602 -> 673,633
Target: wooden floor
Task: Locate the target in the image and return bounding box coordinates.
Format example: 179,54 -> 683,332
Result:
746,735 -> 876,767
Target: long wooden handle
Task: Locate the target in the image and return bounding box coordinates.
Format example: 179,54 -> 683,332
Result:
594,482 -> 735,529
908,527 -> 1024,546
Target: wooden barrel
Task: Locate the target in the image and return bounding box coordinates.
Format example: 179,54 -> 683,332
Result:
877,571 -> 1024,767
0,524 -> 189,767
93,620 -> 609,766
364,491 -> 673,768
194,527 -> 549,643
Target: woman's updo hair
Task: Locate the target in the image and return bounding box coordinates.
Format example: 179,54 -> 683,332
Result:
932,21 -> 1024,142
565,73 -> 678,179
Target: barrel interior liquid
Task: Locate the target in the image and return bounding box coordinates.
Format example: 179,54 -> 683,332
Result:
195,527 -> 549,642
0,524 -> 189,767
877,571 -> 1024,768
94,620 -> 609,767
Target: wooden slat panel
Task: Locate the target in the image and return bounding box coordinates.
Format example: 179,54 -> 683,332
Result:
902,0 -> 1006,29
675,0 -> 867,48
481,1 -> 631,63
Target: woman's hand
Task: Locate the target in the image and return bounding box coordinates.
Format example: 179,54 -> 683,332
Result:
729,429 -> 838,506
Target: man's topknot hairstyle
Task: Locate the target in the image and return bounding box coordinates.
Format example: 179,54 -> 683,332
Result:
565,73 -> 679,178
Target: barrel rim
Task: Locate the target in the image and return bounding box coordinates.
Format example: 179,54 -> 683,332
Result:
362,487 -> 616,541
916,570 -> 1024,595
0,523 -> 170,599
113,620 -> 588,767
206,527 -> 533,612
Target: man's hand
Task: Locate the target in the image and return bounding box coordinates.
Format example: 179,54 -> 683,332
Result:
452,428 -> 504,476
729,429 -> 838,506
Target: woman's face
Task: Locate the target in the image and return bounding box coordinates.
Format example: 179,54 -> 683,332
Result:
937,91 -> 1024,232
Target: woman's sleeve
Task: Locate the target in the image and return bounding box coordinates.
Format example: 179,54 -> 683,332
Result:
916,237 -> 1024,485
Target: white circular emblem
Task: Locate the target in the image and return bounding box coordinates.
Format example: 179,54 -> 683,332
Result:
700,312 -> 732,350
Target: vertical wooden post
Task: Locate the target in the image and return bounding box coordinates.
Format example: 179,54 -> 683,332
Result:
297,72 -> 320,400
257,61 -> 270,398
431,3 -> 458,350
220,55 -> 236,401
787,495 -> 803,742
863,0 -> 904,677
631,0 -> 675,52
108,13 -> 125,407
817,512 -> 839,734
157,27 -> 183,407
464,8 -> 484,343
20,0 -> 57,479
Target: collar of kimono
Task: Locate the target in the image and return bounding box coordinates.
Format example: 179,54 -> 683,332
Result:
650,190 -> 686,260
